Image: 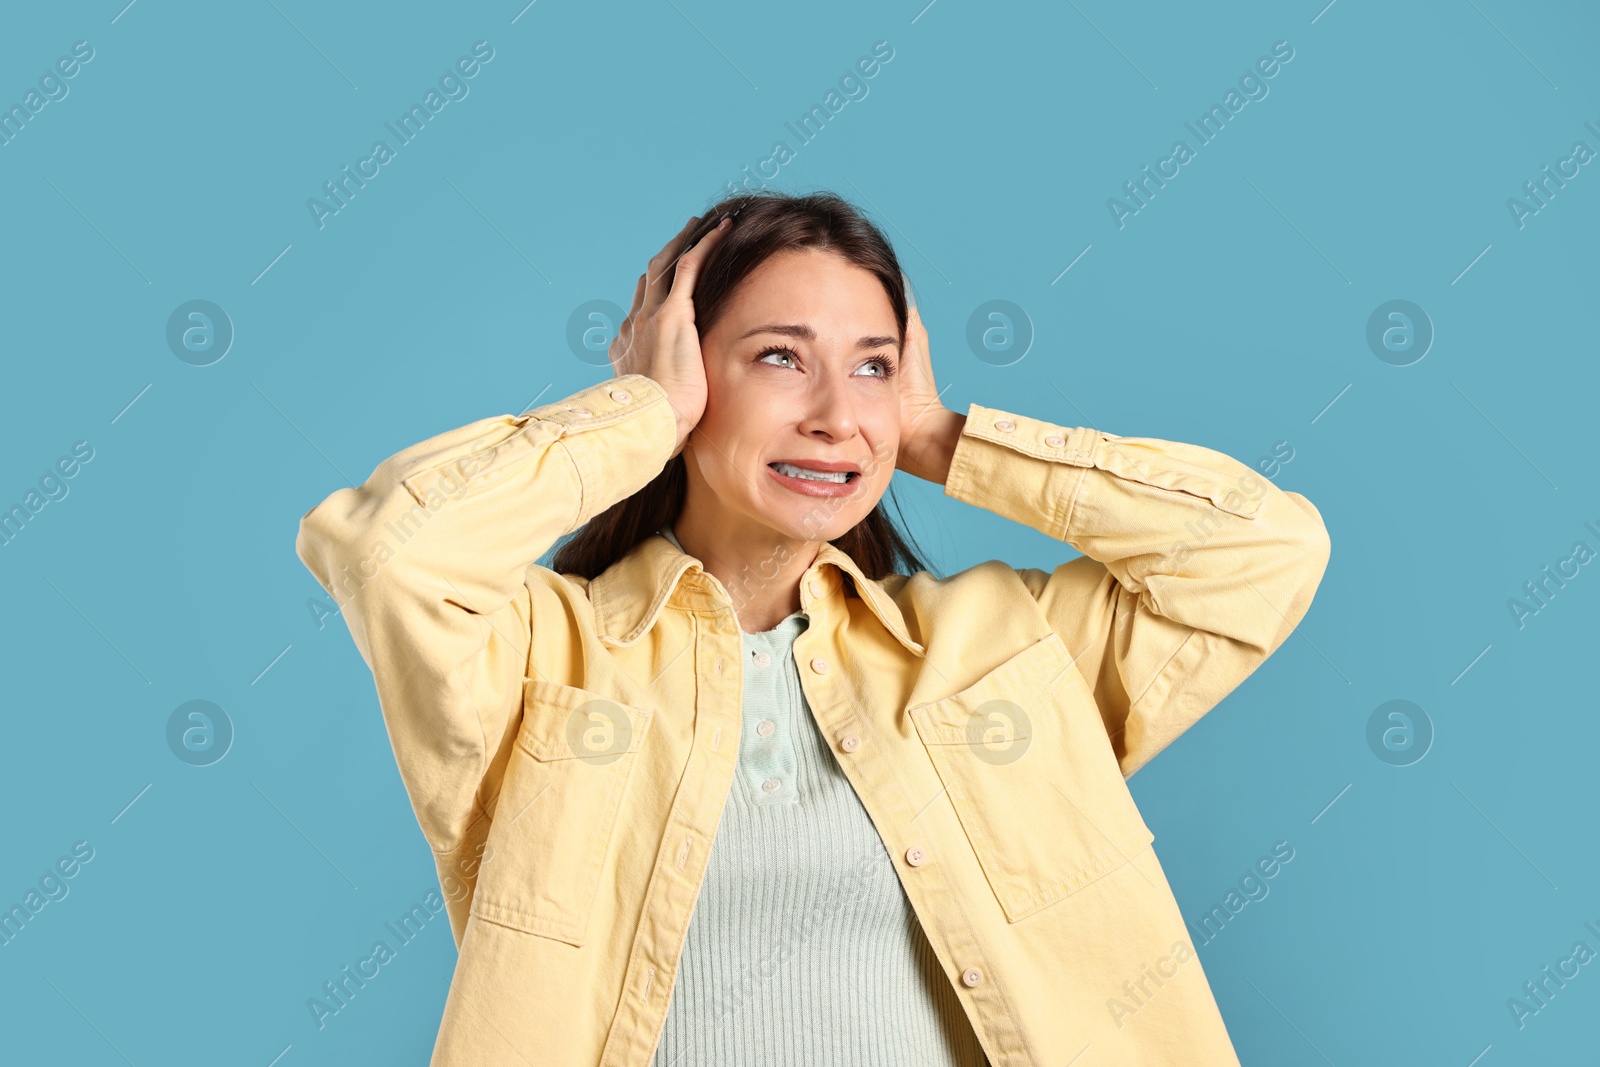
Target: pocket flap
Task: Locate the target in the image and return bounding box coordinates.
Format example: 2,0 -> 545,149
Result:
910,633 -> 1061,746
909,633 -> 1155,922
518,679 -> 652,763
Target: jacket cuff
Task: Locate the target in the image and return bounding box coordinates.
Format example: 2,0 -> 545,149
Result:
943,401 -> 1106,540
541,374 -> 678,528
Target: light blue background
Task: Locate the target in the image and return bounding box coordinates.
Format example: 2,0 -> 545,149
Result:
2,1 -> 1597,1063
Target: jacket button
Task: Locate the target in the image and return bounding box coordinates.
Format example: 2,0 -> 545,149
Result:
1044,434 -> 1064,448
809,657 -> 829,674
610,388 -> 632,403
905,845 -> 927,867
808,579 -> 824,597
840,734 -> 861,753
994,419 -> 1015,432
962,967 -> 984,987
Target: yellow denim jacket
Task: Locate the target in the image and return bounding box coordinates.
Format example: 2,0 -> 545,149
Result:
295,372 -> 1330,1067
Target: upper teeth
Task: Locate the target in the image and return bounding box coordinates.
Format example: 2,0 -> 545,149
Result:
774,462 -> 849,483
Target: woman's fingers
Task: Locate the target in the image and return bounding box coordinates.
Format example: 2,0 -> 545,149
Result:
642,216 -> 700,313
614,214 -> 723,376
903,305 -> 929,374
609,272 -> 648,373
897,302 -> 941,426
665,215 -> 732,308
626,270 -> 647,319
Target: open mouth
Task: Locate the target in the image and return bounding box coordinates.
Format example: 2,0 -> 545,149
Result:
767,461 -> 859,485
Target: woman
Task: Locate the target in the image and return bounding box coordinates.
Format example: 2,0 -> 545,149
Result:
296,191 -> 1331,1067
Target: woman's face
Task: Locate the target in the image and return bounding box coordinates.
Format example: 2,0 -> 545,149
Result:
684,247 -> 902,547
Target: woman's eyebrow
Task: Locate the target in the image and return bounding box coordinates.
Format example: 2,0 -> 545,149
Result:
737,323 -> 899,349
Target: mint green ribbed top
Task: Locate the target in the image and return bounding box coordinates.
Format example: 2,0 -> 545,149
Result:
649,526 -> 988,1067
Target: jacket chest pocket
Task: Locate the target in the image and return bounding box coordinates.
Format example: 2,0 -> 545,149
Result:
471,679 -> 652,947
910,632 -> 1153,923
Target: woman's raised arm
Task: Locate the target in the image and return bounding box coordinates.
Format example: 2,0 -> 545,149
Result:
941,409 -> 1331,777
293,213 -> 730,943
294,374 -> 678,934
897,307 -> 1331,778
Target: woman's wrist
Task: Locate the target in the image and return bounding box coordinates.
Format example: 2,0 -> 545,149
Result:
899,407 -> 967,484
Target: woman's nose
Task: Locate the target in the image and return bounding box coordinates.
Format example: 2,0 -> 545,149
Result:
795,374 -> 858,440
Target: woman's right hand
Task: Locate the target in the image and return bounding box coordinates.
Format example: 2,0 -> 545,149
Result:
609,214 -> 732,457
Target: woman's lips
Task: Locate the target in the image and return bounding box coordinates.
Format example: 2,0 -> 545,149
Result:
765,462 -> 860,497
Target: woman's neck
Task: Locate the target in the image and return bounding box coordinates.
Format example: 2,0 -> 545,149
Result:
664,518 -> 820,633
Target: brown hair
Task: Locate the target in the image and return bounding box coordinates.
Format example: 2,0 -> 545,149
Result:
550,189 -> 936,585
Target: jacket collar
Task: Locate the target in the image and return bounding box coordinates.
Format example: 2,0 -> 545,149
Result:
588,530 -> 926,657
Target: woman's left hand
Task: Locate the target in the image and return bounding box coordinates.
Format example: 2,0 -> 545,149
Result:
896,298 -> 963,481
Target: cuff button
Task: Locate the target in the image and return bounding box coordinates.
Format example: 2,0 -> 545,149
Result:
994,419 -> 1015,432
610,389 -> 632,404
1045,434 -> 1065,448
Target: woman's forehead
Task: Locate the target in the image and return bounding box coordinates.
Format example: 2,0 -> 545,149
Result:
716,251 -> 898,338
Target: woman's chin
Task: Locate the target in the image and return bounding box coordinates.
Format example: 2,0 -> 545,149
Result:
768,501 -> 873,545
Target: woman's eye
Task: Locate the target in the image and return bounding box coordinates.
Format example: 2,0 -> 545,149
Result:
756,347 -> 894,377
